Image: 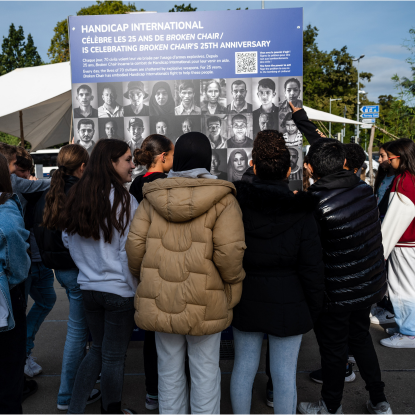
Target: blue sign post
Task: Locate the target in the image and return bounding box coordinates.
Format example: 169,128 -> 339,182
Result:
361,105 -> 380,114
361,113 -> 379,119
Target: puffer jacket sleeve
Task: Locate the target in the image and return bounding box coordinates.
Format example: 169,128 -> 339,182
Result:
126,199 -> 151,279
297,213 -> 325,323
212,193 -> 246,291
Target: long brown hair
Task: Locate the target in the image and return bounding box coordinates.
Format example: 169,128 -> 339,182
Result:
0,154 -> 13,206
63,139 -> 132,243
42,145 -> 89,230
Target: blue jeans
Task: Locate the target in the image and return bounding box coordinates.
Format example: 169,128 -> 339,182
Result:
55,268 -> 88,406
25,262 -> 56,356
68,291 -> 135,414
230,327 -> 303,414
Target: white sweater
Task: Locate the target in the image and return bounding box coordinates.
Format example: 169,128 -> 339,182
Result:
63,190 -> 139,297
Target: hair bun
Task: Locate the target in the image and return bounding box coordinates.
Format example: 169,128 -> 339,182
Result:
134,149 -> 153,167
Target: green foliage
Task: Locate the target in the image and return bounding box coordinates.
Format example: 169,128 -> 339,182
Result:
0,132 -> 31,149
168,4 -> 197,12
0,24 -> 43,75
48,1 -> 141,63
302,25 -> 373,140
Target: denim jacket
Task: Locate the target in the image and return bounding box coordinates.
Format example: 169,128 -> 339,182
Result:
0,194 -> 31,332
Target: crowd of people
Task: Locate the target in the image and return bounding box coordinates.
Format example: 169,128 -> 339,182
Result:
1,102 -> 414,415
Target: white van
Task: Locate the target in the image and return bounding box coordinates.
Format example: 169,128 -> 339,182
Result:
30,149 -> 60,178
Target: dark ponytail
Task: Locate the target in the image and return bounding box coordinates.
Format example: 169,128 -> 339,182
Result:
0,154 -> 13,206
42,145 -> 89,230
133,134 -> 172,169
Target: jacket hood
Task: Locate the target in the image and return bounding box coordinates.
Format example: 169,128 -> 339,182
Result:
234,179 -> 317,238
309,170 -> 360,192
142,177 -> 236,222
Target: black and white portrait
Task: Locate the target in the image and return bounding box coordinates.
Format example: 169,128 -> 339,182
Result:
97,83 -> 124,118
227,148 -> 252,182
200,79 -> 227,115
174,116 -> 201,143
148,80 -> 176,117
124,116 -> 150,156
202,115 -> 228,149
174,80 -> 201,115
72,83 -> 98,119
122,81 -> 150,116
253,112 -> 278,138
98,118 -> 124,140
150,115 -> 175,143
281,112 -> 303,147
288,146 -> 303,181
74,118 -> 98,154
226,78 -> 252,114
278,76 -> 303,133
210,149 -> 227,180
226,113 -> 254,148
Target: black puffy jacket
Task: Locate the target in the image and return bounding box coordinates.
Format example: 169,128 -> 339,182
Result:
308,170 -> 387,312
33,175 -> 79,270
232,178 -> 325,337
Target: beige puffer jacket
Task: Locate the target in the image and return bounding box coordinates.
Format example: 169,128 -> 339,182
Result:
126,177 -> 246,336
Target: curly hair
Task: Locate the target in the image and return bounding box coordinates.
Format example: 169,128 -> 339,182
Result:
252,130 -> 290,180
344,143 -> 366,172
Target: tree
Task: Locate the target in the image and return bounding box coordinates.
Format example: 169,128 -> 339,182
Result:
168,4 -> 197,12
302,25 -> 373,141
48,1 -> 141,63
0,132 -> 31,149
0,24 -> 42,75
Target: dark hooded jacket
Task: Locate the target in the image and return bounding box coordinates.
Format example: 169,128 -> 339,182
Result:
33,175 -> 78,270
232,177 -> 325,337
308,170 -> 387,312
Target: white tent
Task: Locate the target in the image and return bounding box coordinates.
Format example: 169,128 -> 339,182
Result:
0,62 -> 363,150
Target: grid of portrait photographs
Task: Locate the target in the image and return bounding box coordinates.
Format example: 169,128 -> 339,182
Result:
71,76 -> 303,187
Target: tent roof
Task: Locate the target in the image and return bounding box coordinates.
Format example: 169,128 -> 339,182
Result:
0,62 -> 363,150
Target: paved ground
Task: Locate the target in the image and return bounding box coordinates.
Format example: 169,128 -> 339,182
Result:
23,279 -> 415,414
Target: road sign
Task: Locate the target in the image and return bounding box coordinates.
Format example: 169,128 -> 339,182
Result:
361,113 -> 379,119
362,119 -> 376,123
361,124 -> 374,129
361,105 -> 380,113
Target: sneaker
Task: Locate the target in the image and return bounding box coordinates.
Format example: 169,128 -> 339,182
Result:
96,372 -> 101,384
145,394 -> 159,411
370,307 -> 395,325
348,355 -> 356,364
309,364 -> 356,384
367,400 -> 393,414
266,389 -> 273,408
57,389 -> 101,411
22,379 -> 38,402
298,399 -> 343,414
386,327 -> 399,335
24,355 -> 42,377
380,333 -> 415,348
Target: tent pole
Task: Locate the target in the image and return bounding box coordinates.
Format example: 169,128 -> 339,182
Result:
19,110 -> 24,147
368,125 -> 375,187
69,109 -> 73,144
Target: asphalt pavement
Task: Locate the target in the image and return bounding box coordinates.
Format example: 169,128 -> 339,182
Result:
23,279 -> 415,414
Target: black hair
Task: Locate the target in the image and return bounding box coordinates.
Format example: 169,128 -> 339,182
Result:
281,112 -> 294,129
307,138 -> 346,178
77,119 -> 95,130
179,80 -> 195,93
207,116 -> 222,125
258,78 -> 276,92
344,143 -> 366,172
387,138 -> 415,177
252,130 -> 290,180
231,79 -> 247,90
77,84 -> 92,95
133,134 -> 173,169
284,78 -> 301,90
374,141 -> 393,196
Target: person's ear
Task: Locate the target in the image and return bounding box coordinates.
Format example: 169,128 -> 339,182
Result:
91,95 -> 94,102
80,163 -> 86,174
353,168 -> 358,174
286,167 -> 292,178
272,91 -> 276,98
249,160 -> 253,167
343,159 -> 347,169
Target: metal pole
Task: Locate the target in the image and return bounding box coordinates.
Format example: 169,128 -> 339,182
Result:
357,60 -> 360,143
329,100 -> 332,137
19,110 -> 24,147
368,125 -> 376,187
262,0 -> 265,9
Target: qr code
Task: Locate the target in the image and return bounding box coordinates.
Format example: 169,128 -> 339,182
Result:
235,51 -> 258,74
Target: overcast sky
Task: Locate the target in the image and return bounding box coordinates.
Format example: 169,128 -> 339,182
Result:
0,1 -> 413,102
